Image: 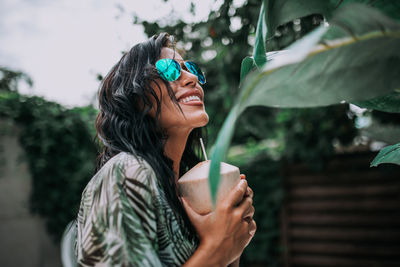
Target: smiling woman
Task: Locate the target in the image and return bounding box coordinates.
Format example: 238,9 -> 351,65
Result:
75,33 -> 256,267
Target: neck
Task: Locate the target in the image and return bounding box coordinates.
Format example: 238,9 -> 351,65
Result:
164,129 -> 191,181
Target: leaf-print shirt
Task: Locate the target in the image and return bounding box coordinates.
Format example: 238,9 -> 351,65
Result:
75,152 -> 198,266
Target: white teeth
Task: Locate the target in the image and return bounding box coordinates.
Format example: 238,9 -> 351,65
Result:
180,95 -> 201,103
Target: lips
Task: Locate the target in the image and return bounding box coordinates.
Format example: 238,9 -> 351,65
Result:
180,95 -> 201,103
177,89 -> 203,103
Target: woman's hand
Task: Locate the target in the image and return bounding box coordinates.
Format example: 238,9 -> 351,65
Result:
181,177 -> 256,266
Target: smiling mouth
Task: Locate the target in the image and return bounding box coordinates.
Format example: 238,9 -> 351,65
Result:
179,95 -> 202,104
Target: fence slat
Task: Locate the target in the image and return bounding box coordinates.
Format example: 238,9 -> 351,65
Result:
290,227 -> 400,241
288,172 -> 399,186
291,242 -> 400,256
289,184 -> 400,198
290,214 -> 400,226
291,255 -> 400,267
288,199 -> 400,211
282,152 -> 400,267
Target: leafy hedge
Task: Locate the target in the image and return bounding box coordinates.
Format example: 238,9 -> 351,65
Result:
0,91 -> 97,241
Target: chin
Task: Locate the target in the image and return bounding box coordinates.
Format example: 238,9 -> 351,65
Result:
198,112 -> 209,127
185,110 -> 209,126
202,114 -> 209,126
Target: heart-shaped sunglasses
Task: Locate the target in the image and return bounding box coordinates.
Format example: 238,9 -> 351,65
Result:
155,58 -> 206,85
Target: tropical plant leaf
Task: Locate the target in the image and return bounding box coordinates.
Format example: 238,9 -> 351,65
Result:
253,2 -> 267,67
262,0 -> 400,47
323,1 -> 400,41
263,0 -> 335,39
209,23 -> 328,203
370,143 -> 400,167
208,3 -> 400,201
366,0 -> 400,21
209,105 -> 241,204
242,4 -> 400,108
354,91 -> 400,113
333,0 -> 400,22
240,56 -> 256,82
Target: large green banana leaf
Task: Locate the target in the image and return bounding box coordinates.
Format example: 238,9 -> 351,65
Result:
261,0 -> 400,41
354,91 -> 400,113
209,3 -> 400,203
247,0 -> 400,76
262,0 -> 335,40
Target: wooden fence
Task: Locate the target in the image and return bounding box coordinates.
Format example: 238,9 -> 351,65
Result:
281,152 -> 400,267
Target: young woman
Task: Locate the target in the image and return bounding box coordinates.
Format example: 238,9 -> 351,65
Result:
75,33 -> 256,267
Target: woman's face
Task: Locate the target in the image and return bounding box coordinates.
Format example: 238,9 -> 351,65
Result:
150,47 -> 209,135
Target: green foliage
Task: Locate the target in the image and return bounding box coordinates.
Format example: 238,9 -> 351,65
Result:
209,2 -> 400,202
277,105 -> 357,166
335,0 -> 400,22
244,4 -> 400,108
355,91 -> 400,113
253,2 -> 267,67
263,0 -> 335,39
370,142 -> 400,167
0,89 -> 97,241
209,105 -> 240,203
240,56 -> 256,82
70,105 -> 98,138
0,66 -> 33,92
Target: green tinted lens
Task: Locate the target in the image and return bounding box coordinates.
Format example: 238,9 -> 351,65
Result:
185,61 -> 206,85
156,59 -> 181,82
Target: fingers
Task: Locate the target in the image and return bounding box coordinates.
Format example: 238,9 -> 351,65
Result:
239,218 -> 256,242
243,202 -> 255,220
239,218 -> 256,248
245,186 -> 253,198
240,174 -> 253,198
249,220 -> 257,236
237,195 -> 253,218
224,179 -> 248,208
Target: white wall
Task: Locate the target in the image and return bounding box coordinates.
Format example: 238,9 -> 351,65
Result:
0,120 -> 62,267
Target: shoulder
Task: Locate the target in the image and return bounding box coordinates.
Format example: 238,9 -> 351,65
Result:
112,152 -> 157,185
81,152 -> 160,206
96,151 -> 157,182
101,152 -> 160,198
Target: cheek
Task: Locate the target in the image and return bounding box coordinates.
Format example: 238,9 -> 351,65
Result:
158,97 -> 183,124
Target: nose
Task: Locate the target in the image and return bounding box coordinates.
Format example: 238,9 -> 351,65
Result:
179,64 -> 198,87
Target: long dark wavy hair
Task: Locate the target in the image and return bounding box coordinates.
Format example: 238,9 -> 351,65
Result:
94,33 -> 207,238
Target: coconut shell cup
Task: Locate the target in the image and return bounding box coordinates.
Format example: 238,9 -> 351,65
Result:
177,160 -> 240,215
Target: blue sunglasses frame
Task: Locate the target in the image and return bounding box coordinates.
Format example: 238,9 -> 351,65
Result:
155,58 -> 206,85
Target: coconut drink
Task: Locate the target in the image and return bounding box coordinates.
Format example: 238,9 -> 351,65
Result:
177,138 -> 240,214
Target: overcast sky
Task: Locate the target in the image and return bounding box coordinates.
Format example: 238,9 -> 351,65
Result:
0,0 -> 221,107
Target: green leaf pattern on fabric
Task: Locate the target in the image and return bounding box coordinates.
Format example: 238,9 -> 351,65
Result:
75,152 -> 198,266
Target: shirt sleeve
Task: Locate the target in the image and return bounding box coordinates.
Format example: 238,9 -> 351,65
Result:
115,155 -> 163,267
76,154 -> 163,267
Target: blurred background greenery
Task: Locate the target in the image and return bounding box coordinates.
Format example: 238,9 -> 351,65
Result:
1,0 -> 400,266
